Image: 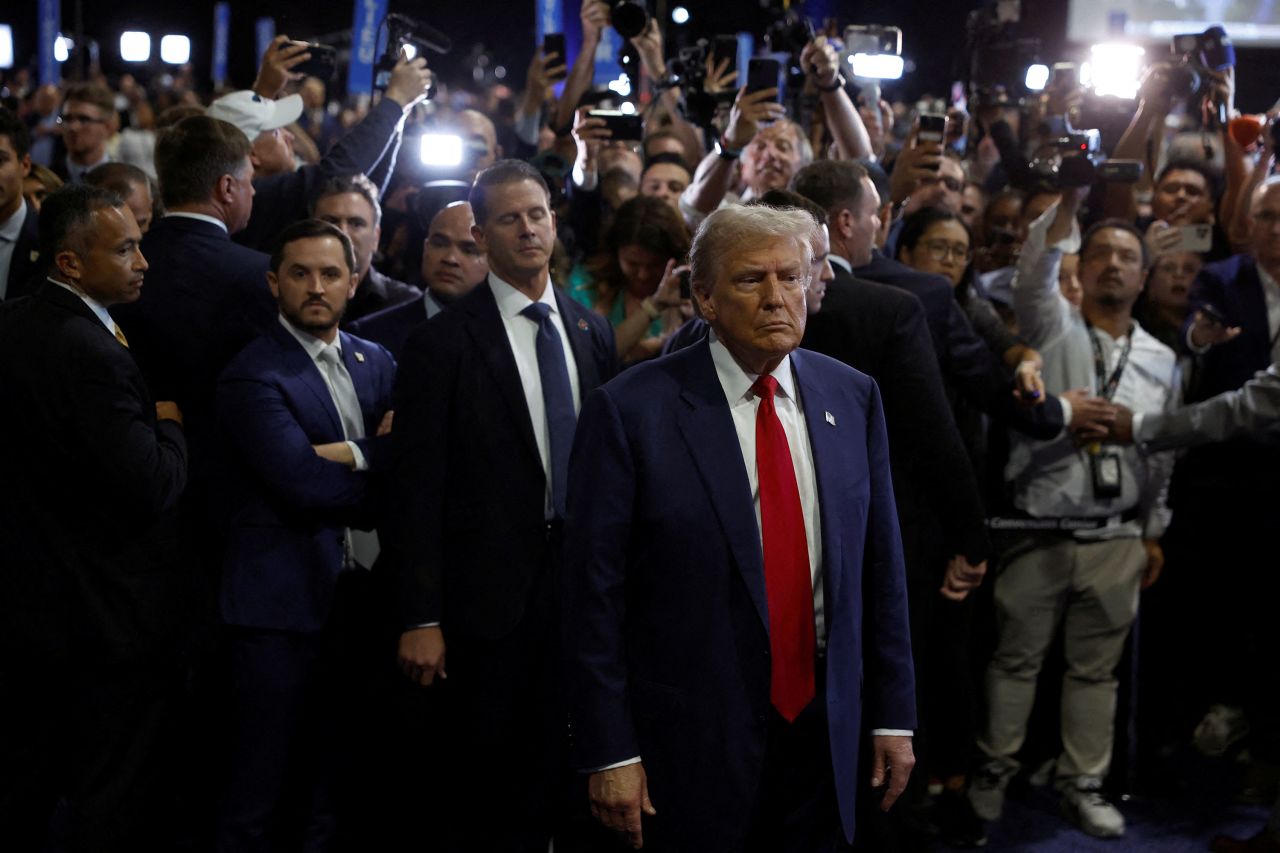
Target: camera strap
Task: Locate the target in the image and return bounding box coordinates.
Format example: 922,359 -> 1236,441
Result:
1086,320 -> 1134,402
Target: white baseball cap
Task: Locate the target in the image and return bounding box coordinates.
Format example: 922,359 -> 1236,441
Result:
207,90 -> 304,141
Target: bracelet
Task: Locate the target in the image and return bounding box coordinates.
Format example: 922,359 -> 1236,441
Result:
640,298 -> 662,320
715,140 -> 743,161
816,73 -> 846,93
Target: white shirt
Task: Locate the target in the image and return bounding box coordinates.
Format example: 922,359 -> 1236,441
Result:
163,211 -> 229,233
827,253 -> 852,275
488,272 -> 581,516
49,277 -> 121,337
0,200 -> 26,301
277,315 -> 368,472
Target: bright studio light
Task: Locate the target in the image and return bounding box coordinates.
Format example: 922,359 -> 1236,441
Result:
672,6 -> 691,25
849,53 -> 904,80
120,31 -> 151,63
420,133 -> 464,168
54,35 -> 74,63
1086,43 -> 1144,99
1025,63 -> 1050,91
402,43 -> 418,61
0,26 -> 13,70
160,35 -> 191,64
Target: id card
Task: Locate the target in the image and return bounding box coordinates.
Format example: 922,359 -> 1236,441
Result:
1091,449 -> 1123,499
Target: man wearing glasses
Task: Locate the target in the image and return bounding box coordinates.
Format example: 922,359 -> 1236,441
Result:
53,84 -> 117,184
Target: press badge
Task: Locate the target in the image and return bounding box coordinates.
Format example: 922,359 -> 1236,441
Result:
1090,448 -> 1123,499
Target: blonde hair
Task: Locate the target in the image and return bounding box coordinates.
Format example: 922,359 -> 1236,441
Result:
689,204 -> 819,294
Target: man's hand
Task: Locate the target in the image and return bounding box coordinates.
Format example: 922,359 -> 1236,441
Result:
1061,387 -> 1118,441
1144,219 -> 1185,255
253,36 -> 310,100
376,410 -> 394,437
383,53 -> 433,110
1013,359 -> 1045,404
703,53 -> 738,95
588,762 -> 656,849
722,87 -> 786,150
888,127 -> 943,206
155,401 -> 183,425
630,18 -> 666,78
940,556 -> 987,601
581,0 -> 610,46
651,261 -> 689,311
524,50 -> 566,105
1189,309 -> 1244,349
870,734 -> 915,811
1141,539 -> 1164,590
800,36 -> 840,89
312,441 -> 356,468
398,626 -> 447,686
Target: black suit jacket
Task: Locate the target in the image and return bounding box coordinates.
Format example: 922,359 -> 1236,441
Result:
343,267 -> 422,326
0,283 -> 189,664
112,215 -> 276,484
2,199 -> 41,301
853,252 -> 1064,440
803,268 -> 990,566
390,280 -> 618,639
347,295 -> 430,361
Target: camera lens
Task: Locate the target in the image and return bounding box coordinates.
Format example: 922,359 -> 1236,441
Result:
612,1 -> 649,40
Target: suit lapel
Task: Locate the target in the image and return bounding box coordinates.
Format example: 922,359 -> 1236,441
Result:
555,287 -> 603,396
674,341 -> 770,633
464,284 -> 542,467
339,330 -> 377,434
272,322 -> 344,438
792,350 -> 847,610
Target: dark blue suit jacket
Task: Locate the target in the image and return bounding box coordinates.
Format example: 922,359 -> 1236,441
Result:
561,340 -> 916,849
2,199 -> 41,301
215,321 -> 395,633
1186,253 -> 1275,400
390,281 -> 618,638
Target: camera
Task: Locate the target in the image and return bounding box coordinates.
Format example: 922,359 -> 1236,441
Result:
611,1 -> 649,40
374,13 -> 451,94
1144,25 -> 1234,129
1030,129 -> 1143,188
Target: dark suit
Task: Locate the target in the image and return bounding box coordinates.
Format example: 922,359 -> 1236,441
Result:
347,293 -> 432,362
390,278 -> 617,850
342,266 -> 422,326
561,340 -> 915,851
0,282 -> 189,852
1,199 -> 40,301
214,321 -> 395,851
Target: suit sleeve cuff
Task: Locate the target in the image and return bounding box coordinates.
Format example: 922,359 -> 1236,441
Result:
871,729 -> 914,737
584,756 -> 642,773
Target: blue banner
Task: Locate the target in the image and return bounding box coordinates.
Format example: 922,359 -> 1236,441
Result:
255,18 -> 276,69
37,0 -> 61,86
349,0 -> 389,97
593,28 -> 625,89
212,3 -> 231,87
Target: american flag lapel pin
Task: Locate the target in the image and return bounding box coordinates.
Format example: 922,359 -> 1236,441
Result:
577,318 -> 589,331
354,351 -> 365,363
825,411 -> 836,426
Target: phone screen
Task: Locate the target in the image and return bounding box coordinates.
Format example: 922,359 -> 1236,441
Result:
746,58 -> 782,102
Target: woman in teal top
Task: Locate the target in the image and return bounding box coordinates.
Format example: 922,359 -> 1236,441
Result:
569,196 -> 691,364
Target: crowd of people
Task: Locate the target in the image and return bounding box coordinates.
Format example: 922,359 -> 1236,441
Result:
1,3 -> 1279,852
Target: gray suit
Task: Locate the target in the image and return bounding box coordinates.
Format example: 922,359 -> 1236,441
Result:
1139,363 -> 1280,452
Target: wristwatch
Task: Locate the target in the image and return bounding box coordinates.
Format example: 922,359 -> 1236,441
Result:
816,73 -> 846,93
715,140 -> 743,161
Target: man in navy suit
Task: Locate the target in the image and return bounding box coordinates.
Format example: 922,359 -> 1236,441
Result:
214,220 -> 395,850
390,160 -> 618,851
348,201 -> 487,360
0,108 -> 40,302
562,204 -> 916,852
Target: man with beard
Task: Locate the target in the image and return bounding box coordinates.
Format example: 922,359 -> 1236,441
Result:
213,219 -> 395,849
970,188 -> 1179,839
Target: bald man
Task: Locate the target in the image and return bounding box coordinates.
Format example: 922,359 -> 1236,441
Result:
347,202 -> 487,359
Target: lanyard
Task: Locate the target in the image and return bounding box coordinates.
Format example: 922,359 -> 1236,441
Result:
1086,321 -> 1134,403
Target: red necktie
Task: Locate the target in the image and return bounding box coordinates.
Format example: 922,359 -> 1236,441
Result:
752,375 -> 815,722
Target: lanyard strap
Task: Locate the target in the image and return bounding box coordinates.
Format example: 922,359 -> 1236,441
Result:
1086,321 -> 1134,402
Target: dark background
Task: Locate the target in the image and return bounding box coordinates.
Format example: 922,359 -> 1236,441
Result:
5,0 -> 1280,111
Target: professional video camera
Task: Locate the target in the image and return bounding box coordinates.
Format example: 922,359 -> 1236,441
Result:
1029,129 -> 1144,189
374,13 -> 451,94
665,39 -> 730,128
963,0 -> 1040,111
1143,25 -> 1234,129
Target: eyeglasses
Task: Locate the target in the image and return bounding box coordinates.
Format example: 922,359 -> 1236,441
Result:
57,113 -> 107,127
921,241 -> 971,263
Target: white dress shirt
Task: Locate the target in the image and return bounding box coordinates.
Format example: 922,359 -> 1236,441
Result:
0,200 -> 27,300
163,211 -> 230,233
488,272 -> 581,516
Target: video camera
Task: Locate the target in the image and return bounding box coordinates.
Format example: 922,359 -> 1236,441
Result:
666,39 -> 734,128
374,13 -> 451,94
1144,25 -> 1234,129
1030,129 -> 1144,189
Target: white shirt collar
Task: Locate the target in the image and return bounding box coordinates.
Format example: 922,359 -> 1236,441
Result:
488,271 -> 558,320
827,253 -> 852,274
1258,263 -> 1280,294
277,313 -> 341,361
48,277 -> 116,333
0,200 -> 26,243
708,332 -> 797,406
164,211 -> 229,234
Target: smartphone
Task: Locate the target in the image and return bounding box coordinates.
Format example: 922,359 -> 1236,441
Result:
587,109 -> 644,140
1176,223 -> 1214,254
918,113 -> 946,144
713,35 -> 738,75
746,57 -> 783,101
290,42 -> 337,80
1096,160 -> 1144,183
1199,302 -> 1228,325
543,33 -> 567,80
